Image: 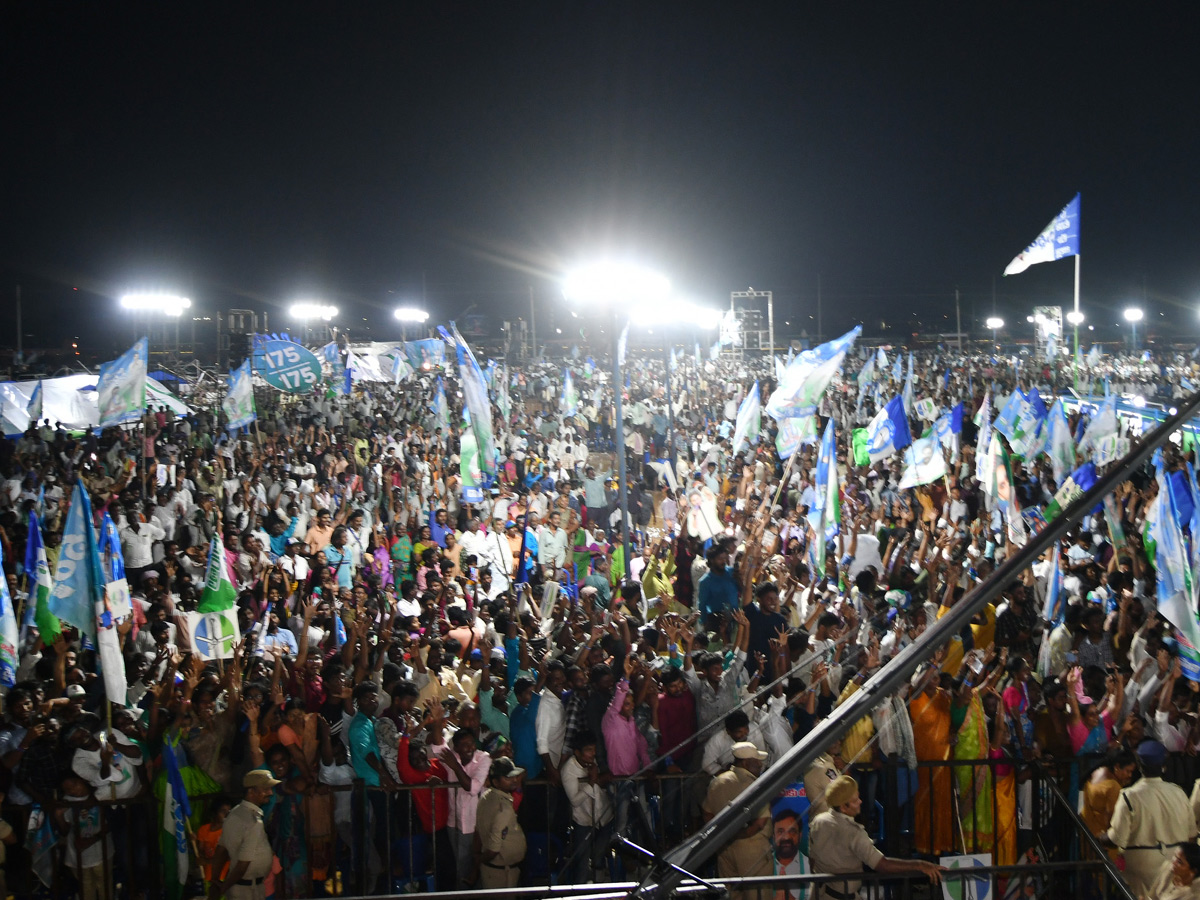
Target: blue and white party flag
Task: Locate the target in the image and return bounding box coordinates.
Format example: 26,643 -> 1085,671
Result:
865,395 -> 912,464
765,326 -> 860,420
731,382 -> 762,455
1003,193 -> 1081,276
49,480 -> 105,639
97,336 -> 149,428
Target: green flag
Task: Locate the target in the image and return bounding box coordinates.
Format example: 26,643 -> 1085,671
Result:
197,538 -> 238,613
852,428 -> 871,467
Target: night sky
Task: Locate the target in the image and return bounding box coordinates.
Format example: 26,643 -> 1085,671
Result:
3,3 -> 1199,356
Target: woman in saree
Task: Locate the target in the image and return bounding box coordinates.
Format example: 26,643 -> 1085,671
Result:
951,650 -> 1004,855
988,701 -> 1018,866
275,698 -> 336,885
910,663 -> 954,855
262,742 -> 311,898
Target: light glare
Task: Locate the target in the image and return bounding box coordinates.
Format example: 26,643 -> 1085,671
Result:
393,307 -> 429,323
290,303 -> 338,321
120,293 -> 192,317
985,316 -> 1004,330
1123,307 -> 1144,322
1066,311 -> 1085,325
563,262 -> 670,308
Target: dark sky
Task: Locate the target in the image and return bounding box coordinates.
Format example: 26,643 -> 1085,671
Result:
3,3 -> 1199,355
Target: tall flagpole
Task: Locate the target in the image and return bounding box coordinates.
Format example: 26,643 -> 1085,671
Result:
1073,253 -> 1081,390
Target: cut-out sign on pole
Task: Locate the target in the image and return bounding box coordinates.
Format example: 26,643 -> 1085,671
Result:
252,338 -> 322,393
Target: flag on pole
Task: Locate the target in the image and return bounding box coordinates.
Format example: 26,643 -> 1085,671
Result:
975,392 -> 993,484
49,480 -> 105,639
222,359 -> 257,430
808,419 -> 840,577
1152,458 -> 1200,681
1045,399 -> 1076,486
161,736 -> 192,900
1043,542 -> 1065,625
731,381 -> 762,455
902,352 -> 914,414
24,511 -> 59,641
431,377 -> 449,432
96,513 -> 131,704
1080,395 -> 1118,454
1003,194 -> 1081,276
197,537 -> 238,614
97,336 -> 149,428
618,322 -> 630,367
1086,344 -> 1101,367
27,380 -> 43,423
1102,493 -> 1126,547
765,326 -> 860,420
460,424 -> 484,504
561,367 -> 579,417
864,396 -> 912,463
776,414 -> 817,460
449,323 -> 498,485
0,541 -> 18,687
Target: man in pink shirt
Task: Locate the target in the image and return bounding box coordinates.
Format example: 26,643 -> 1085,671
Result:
602,658 -> 653,862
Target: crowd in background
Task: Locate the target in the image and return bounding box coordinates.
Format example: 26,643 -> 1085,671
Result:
2,333 -> 1200,900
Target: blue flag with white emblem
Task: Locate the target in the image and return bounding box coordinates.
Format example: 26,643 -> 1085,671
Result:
865,395 -> 912,464
1004,193 -> 1081,276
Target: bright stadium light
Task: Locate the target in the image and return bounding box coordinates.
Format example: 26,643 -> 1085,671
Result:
1123,307 -> 1143,322
563,262 -> 670,308
1066,311 -> 1085,325
393,307 -> 429,323
290,302 -> 338,321
985,317 -> 1004,330
120,293 -> 192,317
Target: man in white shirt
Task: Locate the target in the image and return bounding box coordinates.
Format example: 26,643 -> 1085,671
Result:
119,510 -> 166,579
538,511 -> 569,578
535,663 -> 568,781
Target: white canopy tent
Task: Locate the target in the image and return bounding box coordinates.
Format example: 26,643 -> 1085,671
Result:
0,374 -> 192,436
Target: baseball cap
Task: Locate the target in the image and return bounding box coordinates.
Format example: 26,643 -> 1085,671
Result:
491,757 -> 525,779
244,768 -> 282,789
731,741 -> 768,761
65,684 -> 87,699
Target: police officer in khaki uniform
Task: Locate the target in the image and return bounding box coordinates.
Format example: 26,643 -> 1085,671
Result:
208,768 -> 280,900
702,741 -> 773,900
475,757 -> 527,888
810,775 -> 943,900
1109,741 -> 1197,897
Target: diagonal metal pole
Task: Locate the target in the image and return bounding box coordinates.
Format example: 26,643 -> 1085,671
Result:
634,390 -> 1200,900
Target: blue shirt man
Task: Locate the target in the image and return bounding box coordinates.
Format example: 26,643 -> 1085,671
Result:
429,510 -> 453,548
509,677 -> 543,779
348,684 -> 385,787
697,547 -> 739,621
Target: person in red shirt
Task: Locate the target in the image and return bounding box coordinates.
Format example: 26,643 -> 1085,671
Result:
396,734 -> 456,889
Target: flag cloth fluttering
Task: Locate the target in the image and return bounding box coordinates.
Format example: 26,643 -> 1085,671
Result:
1003,194 -> 1081,276
731,381 -> 762,455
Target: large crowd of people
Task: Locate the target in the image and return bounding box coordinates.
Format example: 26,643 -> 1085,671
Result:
1,330 -> 1199,900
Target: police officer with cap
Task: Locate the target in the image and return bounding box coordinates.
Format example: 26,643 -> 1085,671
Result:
1109,740 -> 1197,896
475,757 -> 527,887
810,774 -> 944,900
702,741 -> 773,900
209,768 -> 280,899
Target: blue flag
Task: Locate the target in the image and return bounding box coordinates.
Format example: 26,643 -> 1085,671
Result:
49,481 -> 105,639
1004,193 -> 1081,275
865,396 -> 912,464
0,541 -> 18,686
1043,542 -> 1065,625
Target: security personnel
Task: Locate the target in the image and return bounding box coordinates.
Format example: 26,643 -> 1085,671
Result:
1108,741 -> 1197,897
208,768 -> 280,900
702,741 -> 773,900
810,775 -> 943,900
476,757 -> 527,888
